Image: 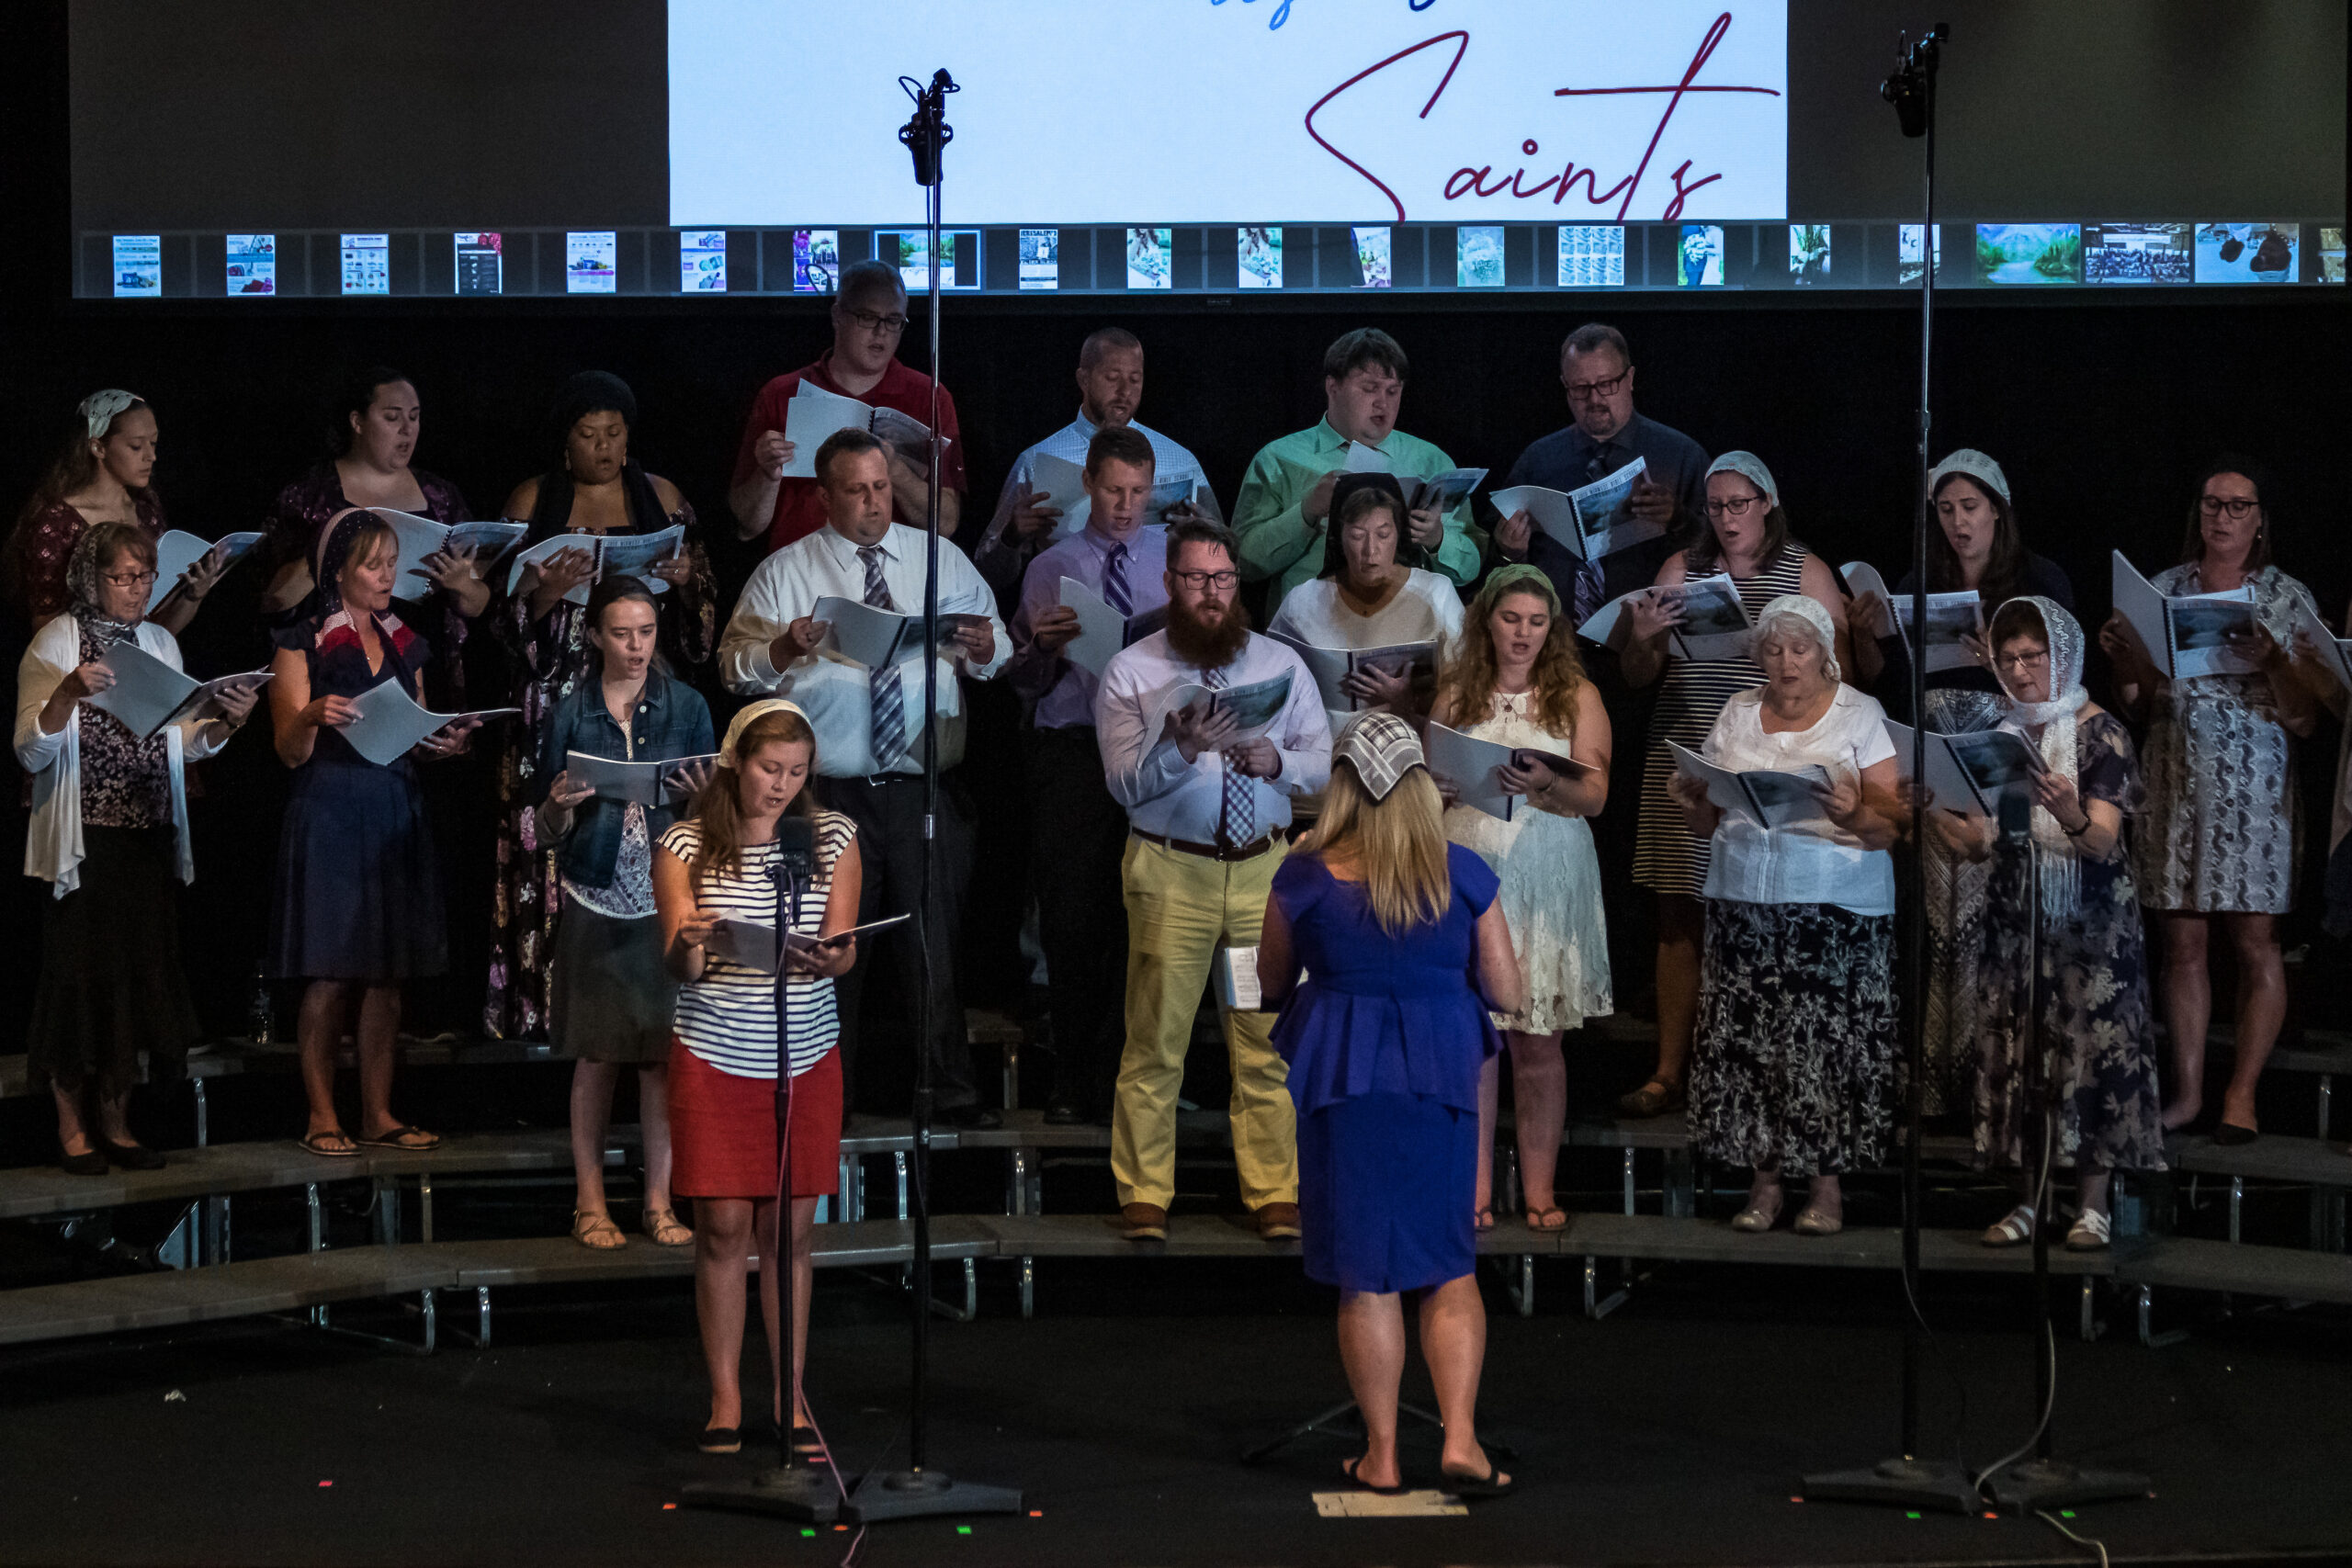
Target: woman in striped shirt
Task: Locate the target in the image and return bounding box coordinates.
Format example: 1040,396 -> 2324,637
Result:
654,700 -> 862,1457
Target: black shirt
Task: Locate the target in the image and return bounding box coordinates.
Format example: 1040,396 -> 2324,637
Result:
1872,550 -> 2076,716
1501,410 -> 1712,617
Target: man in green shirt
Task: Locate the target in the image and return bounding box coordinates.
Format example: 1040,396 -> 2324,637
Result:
1231,328 -> 1482,612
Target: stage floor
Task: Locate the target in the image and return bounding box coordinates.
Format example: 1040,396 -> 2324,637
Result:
1,1258 -> 2346,1567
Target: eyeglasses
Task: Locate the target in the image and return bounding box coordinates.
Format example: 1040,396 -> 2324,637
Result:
1170,569 -> 1239,591
846,308 -> 910,334
2198,495 -> 2260,520
1564,368 -> 1631,401
1993,649 -> 2050,672
102,569 -> 160,588
1704,493 -> 1768,519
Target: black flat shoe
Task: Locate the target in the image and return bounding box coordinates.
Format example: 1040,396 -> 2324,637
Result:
58,1148 -> 107,1177
2213,1122 -> 2259,1147
100,1139 -> 165,1172
697,1427 -> 742,1455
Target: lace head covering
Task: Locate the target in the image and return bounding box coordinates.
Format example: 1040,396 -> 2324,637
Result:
1928,448 -> 2011,504
311,506 -> 387,617
78,389 -> 142,440
1704,450 -> 1779,510
1991,594 -> 2088,919
1753,592 -> 1839,684
65,523 -> 145,643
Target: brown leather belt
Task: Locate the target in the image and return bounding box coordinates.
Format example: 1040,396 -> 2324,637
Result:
1131,829 -> 1282,863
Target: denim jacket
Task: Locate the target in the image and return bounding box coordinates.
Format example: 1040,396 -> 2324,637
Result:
535,671 -> 716,889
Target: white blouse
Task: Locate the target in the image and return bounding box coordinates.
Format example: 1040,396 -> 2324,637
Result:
1266,570 -> 1464,733
1699,683 -> 1895,915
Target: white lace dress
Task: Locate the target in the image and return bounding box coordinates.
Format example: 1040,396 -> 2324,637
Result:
1442,690 -> 1613,1034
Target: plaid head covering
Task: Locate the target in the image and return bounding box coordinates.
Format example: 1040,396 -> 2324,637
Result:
1335,710 -> 1425,802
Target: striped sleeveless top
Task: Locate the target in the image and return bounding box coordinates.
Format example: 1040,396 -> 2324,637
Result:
660,809 -> 857,1078
1632,545 -> 1814,898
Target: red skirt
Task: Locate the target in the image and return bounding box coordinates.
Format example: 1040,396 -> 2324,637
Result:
668,1039 -> 843,1200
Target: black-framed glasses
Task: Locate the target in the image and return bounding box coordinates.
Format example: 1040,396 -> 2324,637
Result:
846,308 -> 909,334
1704,493 -> 1767,519
2198,495 -> 2260,520
1170,569 -> 1239,591
1992,648 -> 2050,672
1564,367 -> 1631,401
102,569 -> 160,588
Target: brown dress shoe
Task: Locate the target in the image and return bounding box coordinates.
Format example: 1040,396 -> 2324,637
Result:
1120,1202 -> 1169,1240
1256,1202 -> 1302,1240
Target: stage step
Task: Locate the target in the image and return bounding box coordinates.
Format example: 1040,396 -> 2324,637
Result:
2112,1235 -> 2352,1305
0,1220 -> 990,1348
2167,1132 -> 2352,1189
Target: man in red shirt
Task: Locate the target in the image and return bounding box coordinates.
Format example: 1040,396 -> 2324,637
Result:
728,259 -> 967,551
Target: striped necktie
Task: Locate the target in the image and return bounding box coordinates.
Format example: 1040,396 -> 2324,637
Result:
1102,541 -> 1133,616
1201,663 -> 1253,849
859,545 -> 907,768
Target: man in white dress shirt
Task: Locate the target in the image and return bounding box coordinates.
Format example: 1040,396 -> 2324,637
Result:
1094,518 -> 1330,1240
975,327 -> 1219,601
718,428 -> 1011,1127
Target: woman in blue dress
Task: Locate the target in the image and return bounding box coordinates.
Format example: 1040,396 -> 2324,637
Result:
267,509 -> 479,1157
1259,713 -> 1524,1500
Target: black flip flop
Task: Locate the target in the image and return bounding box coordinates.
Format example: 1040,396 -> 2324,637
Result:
300,1131 -> 360,1159
1340,1455 -> 1406,1496
356,1124 -> 441,1152
1440,1462 -> 1517,1501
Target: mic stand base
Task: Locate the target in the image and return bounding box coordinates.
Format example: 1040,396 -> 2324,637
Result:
681,1464 -> 842,1523
1982,1458 -> 2150,1513
1802,1457 -> 1980,1514
846,1467 -> 1022,1523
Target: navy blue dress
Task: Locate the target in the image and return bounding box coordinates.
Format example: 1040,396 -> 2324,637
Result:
1270,844 -> 1502,1294
267,610 -> 448,981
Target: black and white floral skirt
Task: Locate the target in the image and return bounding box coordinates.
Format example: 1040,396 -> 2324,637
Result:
1690,898 -> 1897,1179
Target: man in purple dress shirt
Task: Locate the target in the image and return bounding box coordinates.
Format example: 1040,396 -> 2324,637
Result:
1007,426 -> 1172,1124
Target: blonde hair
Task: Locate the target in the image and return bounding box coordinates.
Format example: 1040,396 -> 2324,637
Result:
687,706 -> 819,889
1294,760 -> 1451,936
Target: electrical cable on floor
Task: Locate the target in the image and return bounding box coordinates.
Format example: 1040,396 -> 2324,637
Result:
1970,1099 -> 2061,1496
2037,1506 -> 2113,1568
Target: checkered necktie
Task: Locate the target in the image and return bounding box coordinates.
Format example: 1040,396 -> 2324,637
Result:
859,545 -> 907,767
1202,664 -> 1253,849
1102,542 -> 1134,617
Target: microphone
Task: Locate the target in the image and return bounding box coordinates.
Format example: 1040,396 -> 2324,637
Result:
1997,783 -> 2032,845
775,816 -> 817,880
898,69 -> 957,187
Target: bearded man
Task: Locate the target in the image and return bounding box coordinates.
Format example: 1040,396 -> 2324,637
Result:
1092,519 -> 1330,1242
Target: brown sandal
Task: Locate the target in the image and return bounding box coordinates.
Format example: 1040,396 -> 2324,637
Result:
571,1210 -> 627,1250
1525,1206 -> 1567,1232
643,1206 -> 694,1247
1616,1078 -> 1686,1118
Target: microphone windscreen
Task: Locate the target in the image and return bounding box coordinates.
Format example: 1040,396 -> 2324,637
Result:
776,815 -> 817,876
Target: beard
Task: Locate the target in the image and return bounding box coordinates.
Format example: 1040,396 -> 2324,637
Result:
1165,595 -> 1251,670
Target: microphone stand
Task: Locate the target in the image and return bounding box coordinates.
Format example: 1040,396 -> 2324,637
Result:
848,67 -> 1022,1525
1804,20 -> 1978,1515
683,827 -> 840,1520
1981,805 -> 2149,1512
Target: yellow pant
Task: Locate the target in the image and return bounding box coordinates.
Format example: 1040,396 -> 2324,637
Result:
1110,835 -> 1297,1211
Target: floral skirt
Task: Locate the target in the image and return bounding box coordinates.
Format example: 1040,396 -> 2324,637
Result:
1690,899 -> 1897,1178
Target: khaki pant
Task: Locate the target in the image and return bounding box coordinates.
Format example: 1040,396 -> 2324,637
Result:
1110,835 -> 1298,1211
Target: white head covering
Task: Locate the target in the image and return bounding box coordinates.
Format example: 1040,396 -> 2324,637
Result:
1753,592 -> 1839,684
1704,450 -> 1779,511
719,698 -> 812,768
1990,594 -> 2088,919
78,389 -> 141,441
1929,448 -> 2011,505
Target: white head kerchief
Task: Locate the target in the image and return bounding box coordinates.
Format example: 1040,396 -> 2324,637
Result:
1754,592 -> 1839,684
1992,594 -> 2088,919
1704,450 -> 1779,511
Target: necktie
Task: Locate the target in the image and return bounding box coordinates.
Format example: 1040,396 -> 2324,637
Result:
859,545 -> 907,768
1102,542 -> 1133,617
1569,445 -> 1618,627
1202,663 -> 1254,849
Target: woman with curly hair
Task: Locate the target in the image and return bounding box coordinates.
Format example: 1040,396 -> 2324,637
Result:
1432,565 -> 1612,1232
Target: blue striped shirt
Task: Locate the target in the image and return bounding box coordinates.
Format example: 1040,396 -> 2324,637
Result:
660,810 -> 856,1078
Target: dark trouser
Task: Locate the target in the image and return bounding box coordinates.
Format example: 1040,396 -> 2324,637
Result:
1023,725 -> 1131,1116
823,770 -> 979,1114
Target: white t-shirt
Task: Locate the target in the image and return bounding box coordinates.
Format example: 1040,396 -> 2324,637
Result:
660,809 -> 856,1077
1700,684 -> 1896,914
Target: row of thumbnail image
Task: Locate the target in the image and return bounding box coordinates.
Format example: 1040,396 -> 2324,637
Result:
110,221 -> 2346,299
